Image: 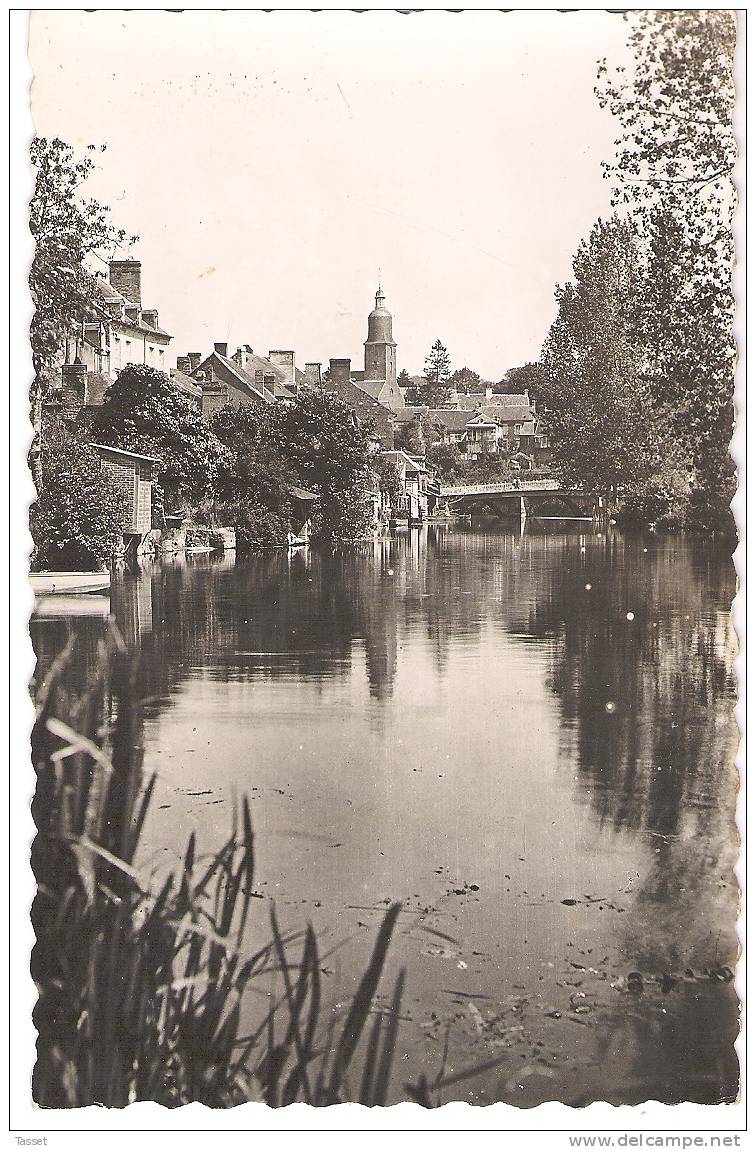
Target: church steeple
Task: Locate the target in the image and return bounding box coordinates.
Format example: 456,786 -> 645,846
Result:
364,281 -> 399,405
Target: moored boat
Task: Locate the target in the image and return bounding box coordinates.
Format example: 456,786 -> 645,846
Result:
30,571 -> 111,596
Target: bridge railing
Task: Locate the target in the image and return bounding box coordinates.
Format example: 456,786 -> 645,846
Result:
439,479 -> 562,496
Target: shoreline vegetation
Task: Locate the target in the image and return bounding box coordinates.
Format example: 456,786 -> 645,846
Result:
32,624 -> 501,1107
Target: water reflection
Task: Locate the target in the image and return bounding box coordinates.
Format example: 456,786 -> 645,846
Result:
29,524 -> 739,1103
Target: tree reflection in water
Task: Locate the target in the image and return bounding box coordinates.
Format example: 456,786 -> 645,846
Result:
29,526 -> 739,1104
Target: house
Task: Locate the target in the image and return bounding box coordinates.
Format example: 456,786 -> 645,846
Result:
517,415 -> 552,466
90,442 -> 160,556
287,485 -> 318,544
380,449 -> 429,523
186,343 -> 301,420
423,408 -> 474,449
461,412 -> 503,458
73,260 -> 173,380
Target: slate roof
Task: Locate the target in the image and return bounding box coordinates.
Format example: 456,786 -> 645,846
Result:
92,275 -> 172,338
170,369 -> 202,402
424,409 -> 474,433
353,378 -> 384,401
479,404 -> 532,423
84,372 -> 112,407
458,391 -> 530,411
381,449 -> 424,473
288,485 -> 319,502
199,352 -> 276,404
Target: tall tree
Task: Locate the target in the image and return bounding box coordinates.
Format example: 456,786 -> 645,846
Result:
596,10 -> 736,531
29,137 -> 136,489
540,217 -> 666,502
407,340 -> 452,407
267,389 -> 376,542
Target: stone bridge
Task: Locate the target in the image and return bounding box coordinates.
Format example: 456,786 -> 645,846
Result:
438,478 -> 599,521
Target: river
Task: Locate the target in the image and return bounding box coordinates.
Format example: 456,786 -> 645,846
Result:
31,524 -> 740,1107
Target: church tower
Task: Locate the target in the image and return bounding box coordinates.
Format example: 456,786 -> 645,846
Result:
364,283 -> 397,393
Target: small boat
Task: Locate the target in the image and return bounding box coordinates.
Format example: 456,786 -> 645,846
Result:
30,571 -> 111,596
186,546 -> 213,554
32,593 -> 111,619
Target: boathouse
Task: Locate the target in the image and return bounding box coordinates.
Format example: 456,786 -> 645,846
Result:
90,442 -> 160,553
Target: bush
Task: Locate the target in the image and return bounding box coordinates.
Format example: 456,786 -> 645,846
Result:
427,442 -> 464,483
91,364 -> 228,513
30,426 -> 127,571
219,499 -> 290,549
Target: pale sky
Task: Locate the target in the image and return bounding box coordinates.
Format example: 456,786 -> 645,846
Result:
29,10 -> 629,380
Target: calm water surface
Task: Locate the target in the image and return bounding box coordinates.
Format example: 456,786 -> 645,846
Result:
31,525 -> 740,1106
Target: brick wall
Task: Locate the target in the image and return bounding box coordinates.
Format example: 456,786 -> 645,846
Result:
98,454 -> 139,531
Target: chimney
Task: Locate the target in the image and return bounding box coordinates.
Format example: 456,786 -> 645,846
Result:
176,355 -> 191,374
329,358 -> 351,388
60,358 -> 88,420
268,350 -> 295,385
141,309 -> 158,329
108,259 -> 142,305
304,362 -> 322,388
485,385 -> 493,400
187,352 -> 202,373
233,344 -> 254,372
214,342 -> 228,358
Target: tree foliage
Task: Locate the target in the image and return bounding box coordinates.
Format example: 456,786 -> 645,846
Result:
267,389 -> 376,542
407,340 -> 453,407
596,11 -> 736,207
30,420 -> 128,571
393,417 -> 424,456
208,402 -> 296,547
494,363 -> 549,406
594,10 -> 736,531
540,217 -> 666,499
448,366 -> 481,395
91,365 -> 228,513
29,137 -> 136,382
427,442 -> 464,484
29,137 -> 136,489
374,456 -> 402,505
